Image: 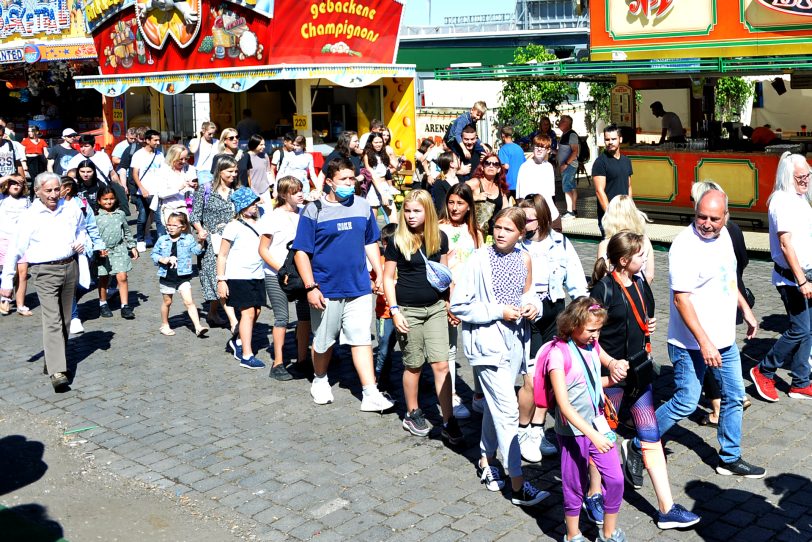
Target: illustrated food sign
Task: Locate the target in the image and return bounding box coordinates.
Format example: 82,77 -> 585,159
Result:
85,0 -> 404,75
591,0 -> 812,60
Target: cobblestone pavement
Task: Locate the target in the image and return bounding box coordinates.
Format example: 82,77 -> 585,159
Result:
1,238 -> 810,541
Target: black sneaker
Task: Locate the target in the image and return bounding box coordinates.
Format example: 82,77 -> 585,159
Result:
120,305 -> 135,319
270,364 -> 293,381
50,372 -> 69,390
402,409 -> 430,437
621,439 -> 645,489
441,417 -> 464,445
510,481 -> 550,507
100,304 -> 113,318
716,457 -> 766,478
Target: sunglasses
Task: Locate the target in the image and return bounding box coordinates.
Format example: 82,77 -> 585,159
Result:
6,180 -> 21,186
225,135 -> 238,141
483,161 -> 501,167
794,172 -> 810,183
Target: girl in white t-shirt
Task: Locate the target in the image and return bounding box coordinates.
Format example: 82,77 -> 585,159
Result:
439,183 -> 483,419
277,135 -> 319,197
217,187 -> 266,370
0,177 -> 31,315
258,176 -> 311,381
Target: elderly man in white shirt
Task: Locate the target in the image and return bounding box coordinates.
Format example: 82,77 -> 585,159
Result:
1,172 -> 87,390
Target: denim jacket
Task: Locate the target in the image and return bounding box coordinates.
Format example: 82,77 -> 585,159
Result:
151,233 -> 203,277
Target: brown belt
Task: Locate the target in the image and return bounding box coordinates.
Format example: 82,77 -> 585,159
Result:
32,256 -> 76,266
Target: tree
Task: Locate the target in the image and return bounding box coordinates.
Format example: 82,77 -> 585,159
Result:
585,81 -> 613,135
497,44 -> 574,137
715,77 -> 754,122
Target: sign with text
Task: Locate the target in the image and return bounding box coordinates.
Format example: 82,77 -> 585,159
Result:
591,0 -> 812,60
87,0 -> 404,76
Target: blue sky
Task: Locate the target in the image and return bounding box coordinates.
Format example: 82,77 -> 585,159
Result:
401,0 -> 518,26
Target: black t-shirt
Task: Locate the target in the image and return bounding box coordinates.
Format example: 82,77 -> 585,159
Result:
76,179 -> 105,213
164,240 -> 180,284
384,231 -> 449,307
592,152 -> 633,216
211,153 -> 252,187
431,178 -> 452,216
49,144 -> 78,176
590,275 -> 654,362
456,148 -> 481,182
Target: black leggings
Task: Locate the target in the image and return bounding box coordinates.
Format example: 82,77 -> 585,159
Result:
530,298 -> 565,358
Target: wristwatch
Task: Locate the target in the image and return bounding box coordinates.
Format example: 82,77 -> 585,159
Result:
305,282 -> 319,292
216,275 -> 227,282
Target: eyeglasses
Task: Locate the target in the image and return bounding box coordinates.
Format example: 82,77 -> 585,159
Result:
483,161 -> 501,167
794,172 -> 810,183
225,135 -> 238,141
176,156 -> 189,162
533,146 -> 551,150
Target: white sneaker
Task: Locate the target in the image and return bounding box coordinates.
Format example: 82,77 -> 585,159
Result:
360,390 -> 395,412
478,464 -> 505,492
452,394 -> 471,419
136,241 -> 147,253
540,430 -> 560,456
69,318 -> 84,334
519,427 -> 542,463
310,378 -> 334,405
471,395 -> 485,414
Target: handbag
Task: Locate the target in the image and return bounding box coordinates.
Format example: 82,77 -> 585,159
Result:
474,199 -> 496,233
418,247 -> 453,293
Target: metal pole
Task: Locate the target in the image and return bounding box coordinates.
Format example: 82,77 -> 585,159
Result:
427,0 -> 431,25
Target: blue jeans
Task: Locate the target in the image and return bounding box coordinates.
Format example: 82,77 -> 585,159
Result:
760,285 -> 812,388
375,317 -> 396,374
134,196 -> 165,243
656,343 -> 744,463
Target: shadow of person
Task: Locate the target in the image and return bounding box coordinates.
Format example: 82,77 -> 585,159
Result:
685,477 -> 810,540
0,435 -> 47,495
65,330 -> 115,382
0,504 -> 65,542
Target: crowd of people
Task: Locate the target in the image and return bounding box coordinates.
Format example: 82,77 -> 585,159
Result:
0,108 -> 810,542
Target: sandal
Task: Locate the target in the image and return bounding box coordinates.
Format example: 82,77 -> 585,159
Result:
743,398 -> 752,410
195,326 -> 209,338
698,414 -> 719,428
159,325 -> 175,336
17,306 -> 33,317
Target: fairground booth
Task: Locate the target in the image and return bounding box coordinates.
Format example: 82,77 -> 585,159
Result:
0,0 -> 100,139
74,0 -> 416,162
436,0 -> 812,226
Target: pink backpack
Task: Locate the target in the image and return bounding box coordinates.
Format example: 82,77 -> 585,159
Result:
533,338 -> 572,409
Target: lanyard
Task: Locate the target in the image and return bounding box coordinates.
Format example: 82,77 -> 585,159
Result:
568,340 -> 603,415
611,271 -> 651,353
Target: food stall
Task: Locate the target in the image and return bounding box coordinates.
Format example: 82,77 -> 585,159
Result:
588,0 -> 812,225
75,0 -> 416,162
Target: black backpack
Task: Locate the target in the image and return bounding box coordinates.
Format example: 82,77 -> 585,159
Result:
277,200 -> 321,300
119,141 -> 139,193
561,130 -> 590,164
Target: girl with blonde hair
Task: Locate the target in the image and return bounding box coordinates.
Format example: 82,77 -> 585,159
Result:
597,195 -> 655,283
383,189 -> 461,442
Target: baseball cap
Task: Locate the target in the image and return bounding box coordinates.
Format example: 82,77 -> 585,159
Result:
62,128 -> 79,138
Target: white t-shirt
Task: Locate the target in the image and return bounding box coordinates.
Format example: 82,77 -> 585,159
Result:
222,219 -> 264,280
191,137 -> 218,173
768,190 -> 812,285
156,164 -> 197,207
257,208 -> 299,276
0,194 -> 30,239
0,140 -> 20,177
130,149 -> 165,194
662,112 -> 684,139
278,152 -> 314,189
516,158 -> 558,220
667,225 -> 738,350
67,151 -> 116,182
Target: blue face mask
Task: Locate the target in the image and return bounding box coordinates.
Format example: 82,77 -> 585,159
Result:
334,185 -> 355,199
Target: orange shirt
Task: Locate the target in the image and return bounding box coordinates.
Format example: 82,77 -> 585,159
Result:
22,138 -> 48,155
372,255 -> 391,319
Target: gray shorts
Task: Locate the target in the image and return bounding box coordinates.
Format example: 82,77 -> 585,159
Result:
310,295 -> 373,353
159,280 -> 191,295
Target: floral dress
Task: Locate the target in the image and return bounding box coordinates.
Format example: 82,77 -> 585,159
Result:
191,186 -> 234,302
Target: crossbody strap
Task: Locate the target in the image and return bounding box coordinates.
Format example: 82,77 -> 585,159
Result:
238,218 -> 260,237
568,340 -> 604,415
611,271 -> 651,353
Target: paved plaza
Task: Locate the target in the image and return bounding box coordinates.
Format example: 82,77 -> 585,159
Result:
1,237 -> 810,541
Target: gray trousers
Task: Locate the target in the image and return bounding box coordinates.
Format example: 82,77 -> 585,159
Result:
475,364 -> 523,478
31,260 -> 77,375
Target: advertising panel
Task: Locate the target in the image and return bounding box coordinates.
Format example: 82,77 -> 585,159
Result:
0,0 -> 88,42
85,0 -> 404,75
591,0 -> 812,60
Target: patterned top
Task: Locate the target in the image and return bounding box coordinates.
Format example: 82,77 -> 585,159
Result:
488,246 -> 526,307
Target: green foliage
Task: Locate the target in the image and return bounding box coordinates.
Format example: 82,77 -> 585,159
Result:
497,44 -> 574,137
715,77 -> 754,122
585,82 -> 613,134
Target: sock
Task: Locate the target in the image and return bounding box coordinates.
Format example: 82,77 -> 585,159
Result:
242,354 -> 252,361
99,301 -> 107,306
362,384 -> 378,397
313,373 -> 328,384
531,423 -> 544,429
235,338 -> 242,346
121,304 -> 128,309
